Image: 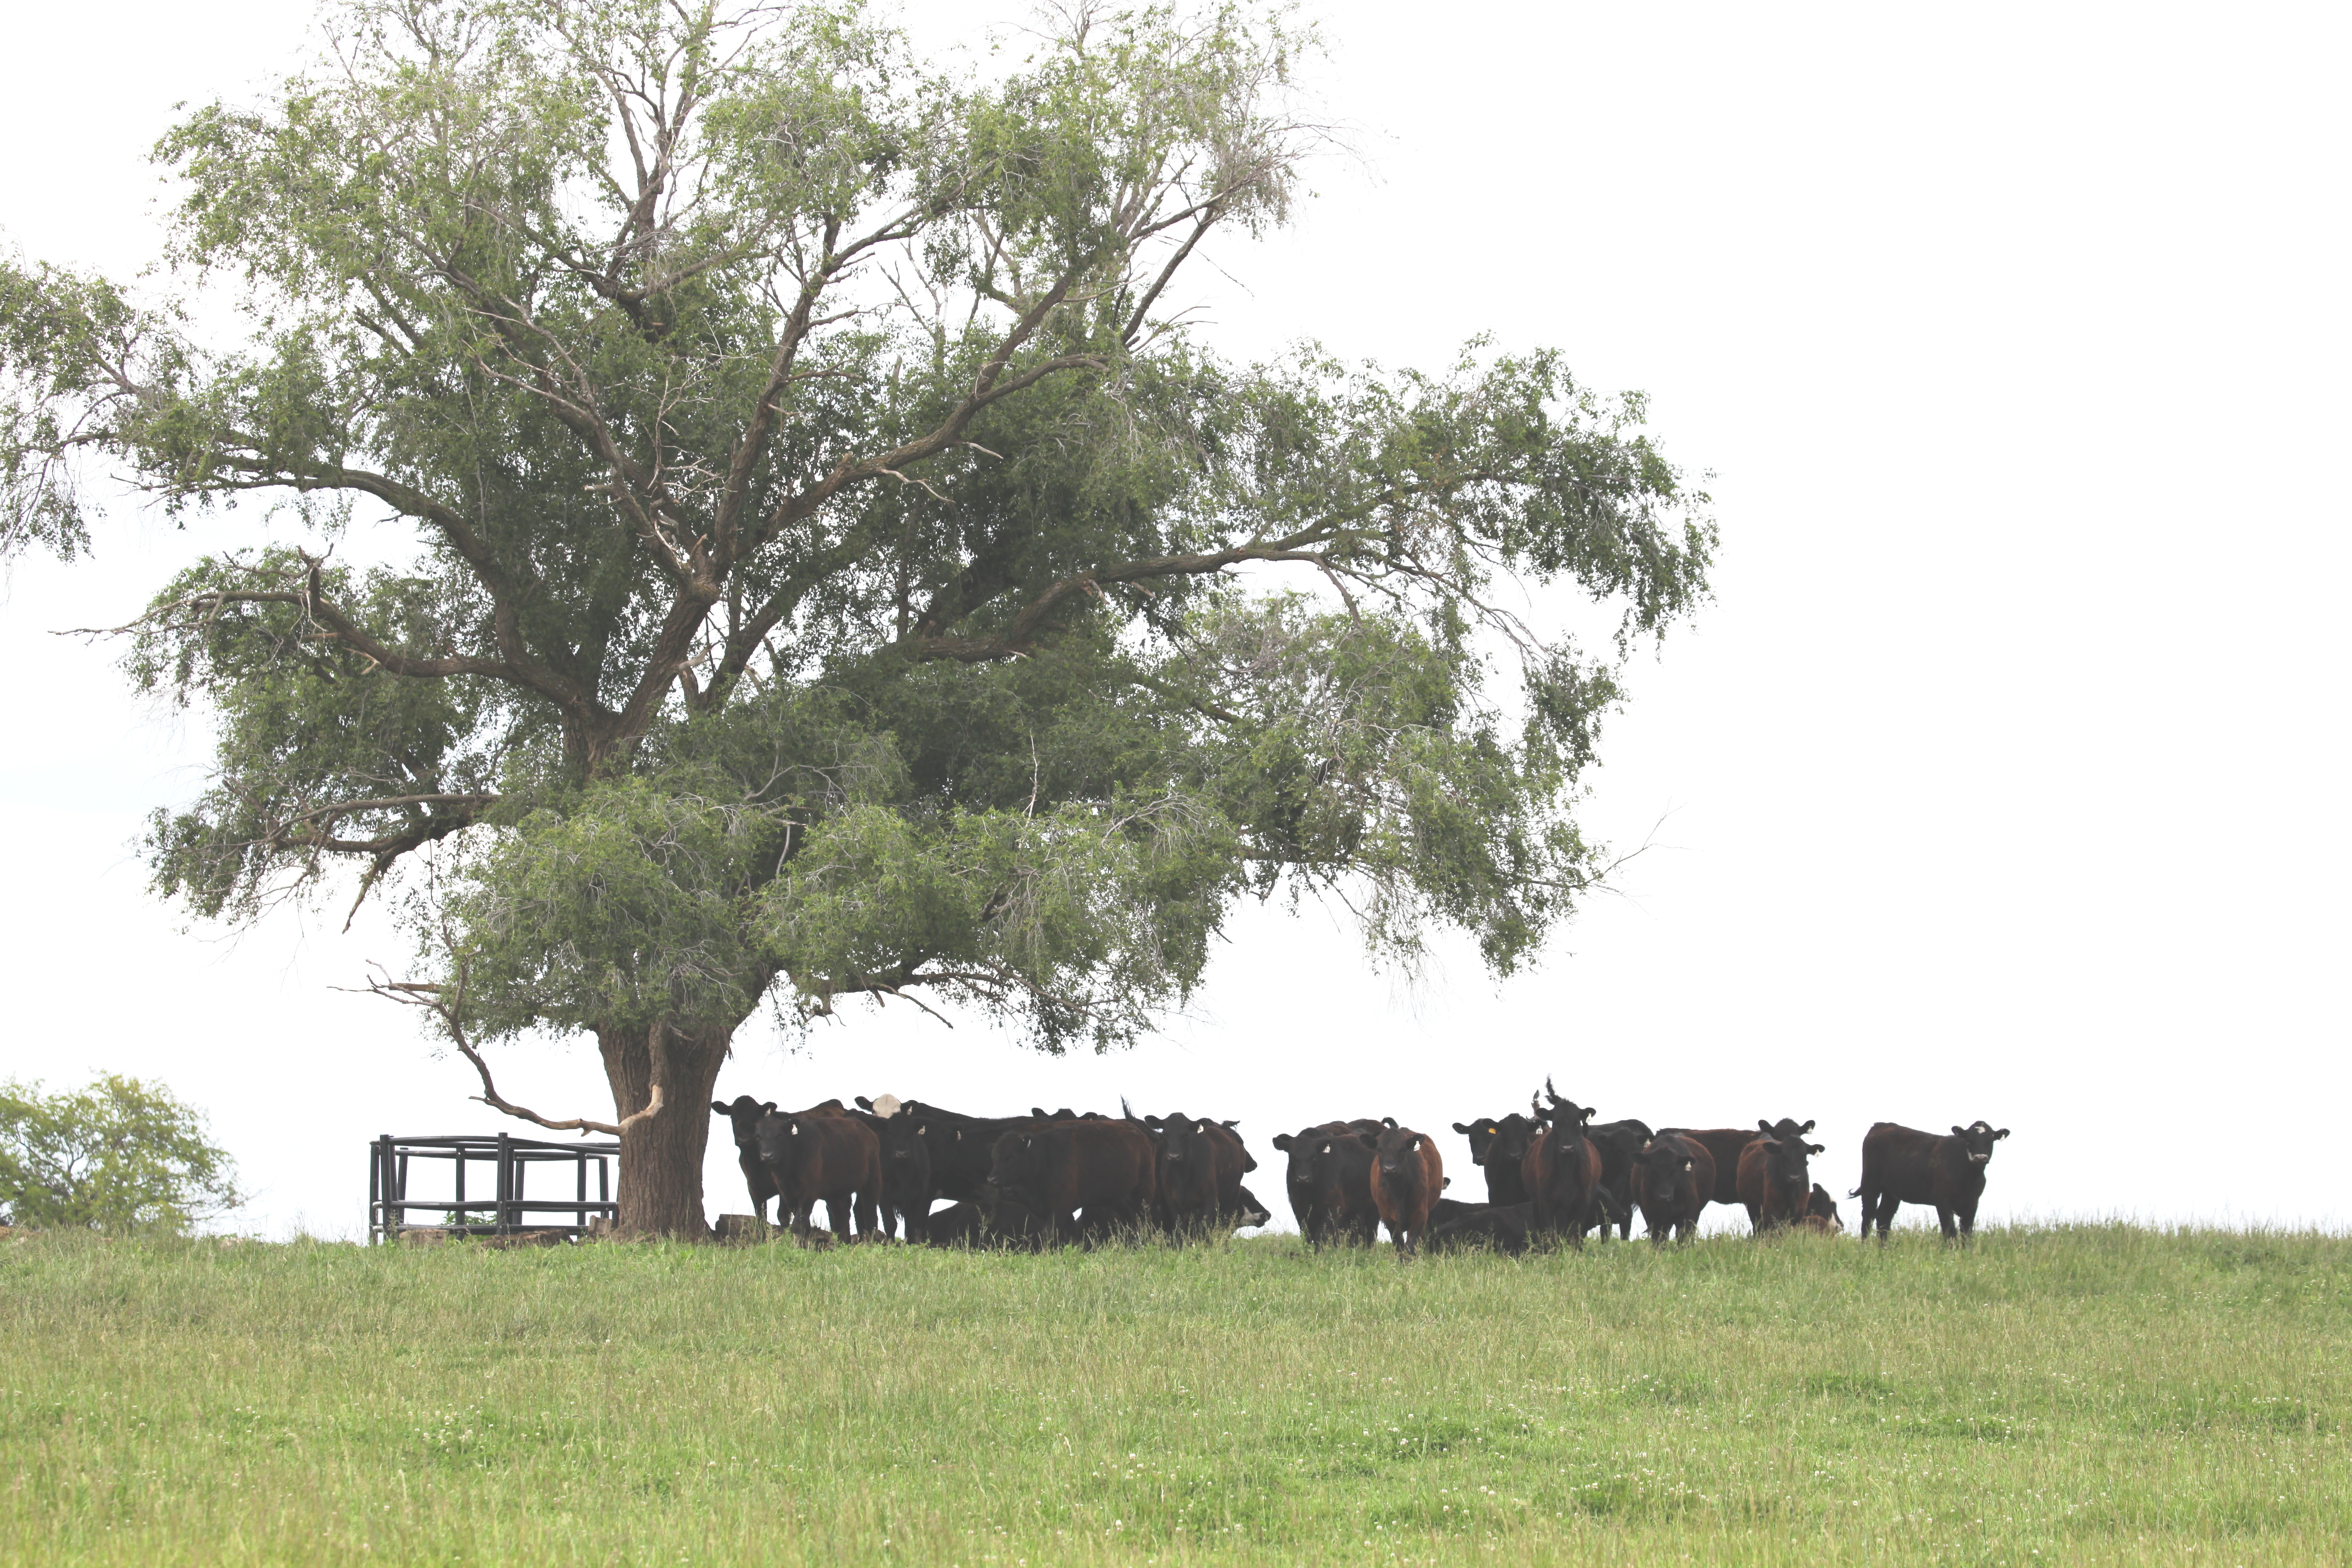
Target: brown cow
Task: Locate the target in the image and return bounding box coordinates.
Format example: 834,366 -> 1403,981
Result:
1631,1132 -> 1716,1245
986,1119 -> 1157,1243
753,1109 -> 881,1244
1853,1120 -> 2010,1242
1367,1126 -> 1444,1257
1521,1090 -> 1606,1245
1735,1124 -> 1823,1233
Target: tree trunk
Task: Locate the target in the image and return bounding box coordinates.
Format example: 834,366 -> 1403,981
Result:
598,1021 -> 732,1239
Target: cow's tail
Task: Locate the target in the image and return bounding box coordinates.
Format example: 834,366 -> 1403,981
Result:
1847,1186 -> 1863,1198
1121,1095 -> 1140,1123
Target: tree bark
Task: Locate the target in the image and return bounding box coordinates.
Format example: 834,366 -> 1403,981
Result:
598,1020 -> 731,1238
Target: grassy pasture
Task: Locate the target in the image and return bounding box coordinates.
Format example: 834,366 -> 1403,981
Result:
2,1225 -> 2345,1566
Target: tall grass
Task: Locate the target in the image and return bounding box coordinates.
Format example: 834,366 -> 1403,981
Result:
3,1225 -> 2345,1565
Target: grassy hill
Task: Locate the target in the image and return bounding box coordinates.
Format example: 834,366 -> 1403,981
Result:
3,1225 -> 2345,1565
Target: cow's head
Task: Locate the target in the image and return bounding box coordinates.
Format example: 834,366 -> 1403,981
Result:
1538,1089 -> 1596,1134
712,1096 -> 778,1149
1953,1122 -> 2011,1163
751,1112 -> 803,1170
988,1130 -> 1045,1201
1765,1117 -> 1816,1141
1806,1183 -> 1844,1231
1454,1119 -> 1503,1165
1373,1129 -> 1426,1187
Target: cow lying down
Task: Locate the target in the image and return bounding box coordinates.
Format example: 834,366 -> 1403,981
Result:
1421,1190 -> 1625,1256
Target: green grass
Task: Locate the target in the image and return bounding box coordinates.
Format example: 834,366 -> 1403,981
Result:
3,1225 -> 2347,1566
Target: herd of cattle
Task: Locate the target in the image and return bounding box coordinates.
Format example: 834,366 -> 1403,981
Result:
709,1081 -> 2013,1256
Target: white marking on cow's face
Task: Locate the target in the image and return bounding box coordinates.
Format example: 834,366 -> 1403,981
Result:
1969,1152 -> 1989,1163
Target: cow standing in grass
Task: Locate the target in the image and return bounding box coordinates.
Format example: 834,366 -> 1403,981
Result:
987,1119 -> 1157,1244
711,1096 -> 781,1225
1736,1124 -> 1824,1233
1657,1118 -> 1817,1211
1583,1118 -> 1655,1241
1368,1126 -> 1444,1258
1271,1124 -> 1386,1248
1632,1132 -> 1715,1245
1451,1111 -> 1541,1206
1853,1121 -> 2010,1242
754,1109 -> 882,1245
1522,1090 -> 1608,1246
1146,1112 -> 1263,1234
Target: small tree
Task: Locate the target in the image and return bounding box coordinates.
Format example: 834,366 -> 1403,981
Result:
0,1075 -> 245,1233
0,0 -> 1715,1235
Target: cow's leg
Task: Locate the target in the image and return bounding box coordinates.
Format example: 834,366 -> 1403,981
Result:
791,1201 -> 815,1245
1863,1189 -> 1889,1240
1935,1204 -> 1958,1241
855,1188 -> 879,1240
1958,1198 -> 1979,1241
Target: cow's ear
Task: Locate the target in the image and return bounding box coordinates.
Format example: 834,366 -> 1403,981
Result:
1807,1143 -> 1825,1155
1681,1156 -> 1694,1172
1441,1175 -> 1452,1188
1022,1135 -> 1034,1149
1452,1122 -> 1472,1133
855,1096 -> 873,1111
916,1124 -> 928,1138
710,1101 -> 729,1115
1996,1127 -> 2011,1140
1406,1136 -> 1420,1152
1759,1119 -> 1774,1134
1952,1125 -> 1968,1137
1222,1119 -> 1239,1130
1271,1134 -> 1294,1151
1197,1121 -> 1210,1135
1383,1117 -> 1398,1129
1319,1142 -> 1333,1155
762,1101 -> 777,1115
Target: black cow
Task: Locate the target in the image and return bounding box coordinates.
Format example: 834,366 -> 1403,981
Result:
1145,1111 -> 1261,1233
866,1110 -> 934,1241
710,1096 -> 781,1224
915,1196 -> 1051,1249
1582,1118 -> 1655,1241
1449,1111 -> 1541,1206
987,1119 -> 1158,1243
753,1110 -> 882,1244
1424,1202 -> 1537,1256
1269,1125 -> 1382,1247
1656,1118 -> 1818,1208
1853,1120 -> 2011,1242
1735,1124 -> 1823,1233
892,1101 -> 1037,1210
1631,1132 -> 1715,1246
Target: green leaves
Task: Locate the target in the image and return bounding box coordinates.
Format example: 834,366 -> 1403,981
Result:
0,1076 -> 243,1234
8,0 -> 1717,1076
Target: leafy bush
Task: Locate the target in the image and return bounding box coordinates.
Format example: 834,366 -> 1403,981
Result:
0,1075 -> 242,1233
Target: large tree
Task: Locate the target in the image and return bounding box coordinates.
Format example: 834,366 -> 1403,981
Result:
0,0 -> 1713,1235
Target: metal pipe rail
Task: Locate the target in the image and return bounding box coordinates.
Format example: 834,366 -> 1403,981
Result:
368,1133 -> 618,1243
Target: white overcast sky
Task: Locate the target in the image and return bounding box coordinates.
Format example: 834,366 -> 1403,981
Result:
1,2 -> 2344,1237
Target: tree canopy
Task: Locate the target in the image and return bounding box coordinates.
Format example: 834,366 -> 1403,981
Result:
0,0 -> 1714,1232
0,1075 -> 245,1233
